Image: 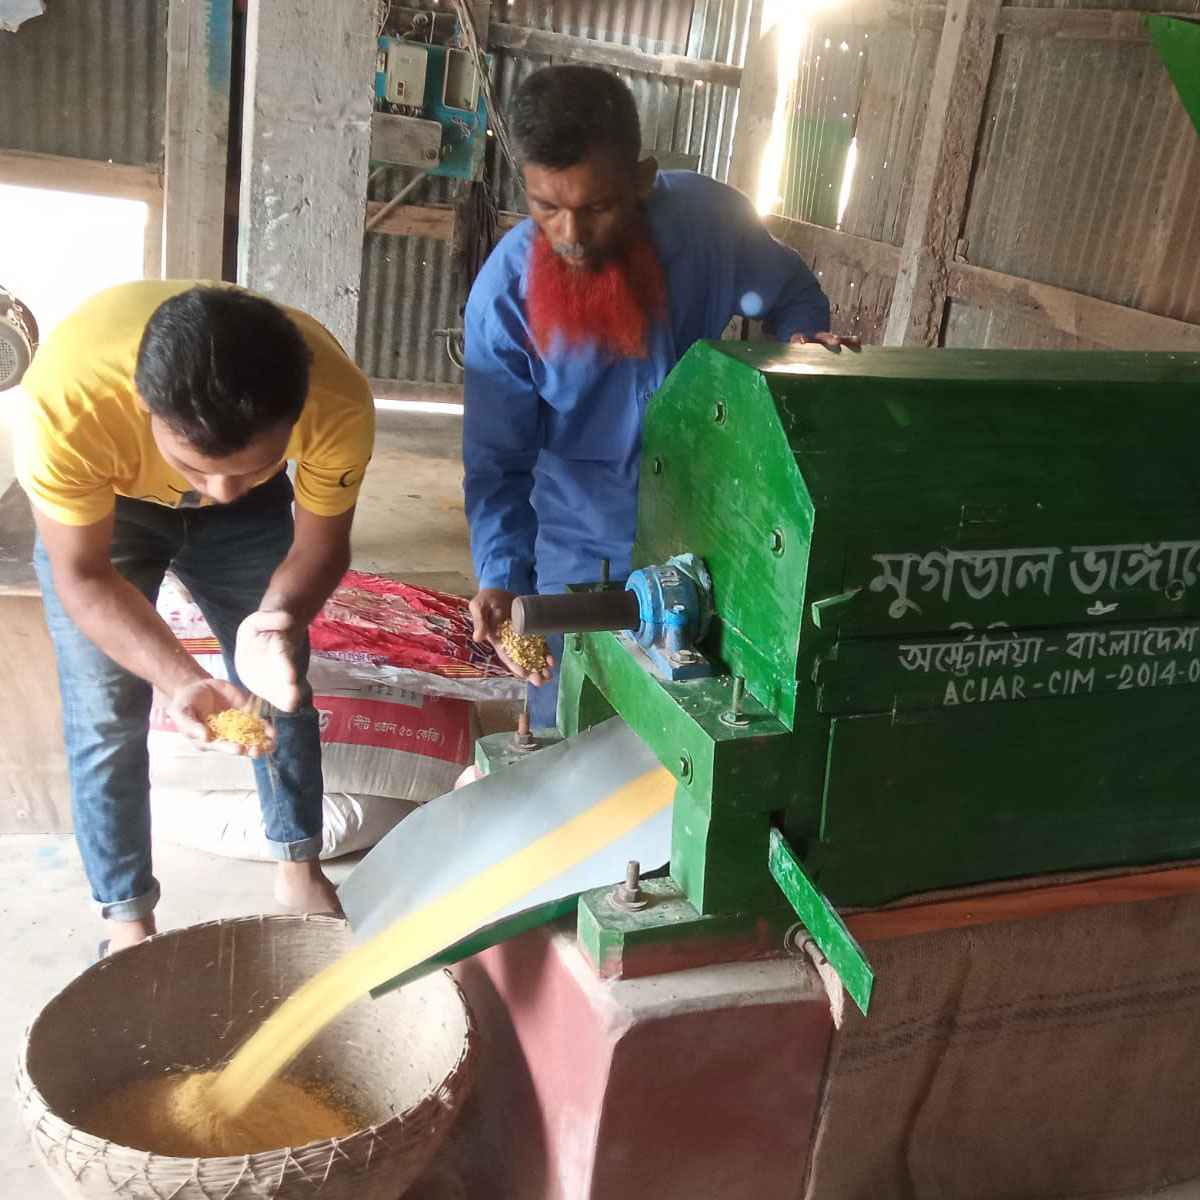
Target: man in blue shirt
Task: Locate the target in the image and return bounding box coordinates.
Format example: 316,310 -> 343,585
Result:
463,66 -> 851,724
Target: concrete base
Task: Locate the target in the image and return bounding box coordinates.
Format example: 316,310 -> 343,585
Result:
453,922 -> 834,1200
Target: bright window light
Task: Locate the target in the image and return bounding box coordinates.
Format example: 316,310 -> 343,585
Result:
0,183 -> 149,337
755,0 -> 846,216
836,136 -> 858,229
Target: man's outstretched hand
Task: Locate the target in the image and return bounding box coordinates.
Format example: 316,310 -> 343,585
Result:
234,609 -> 302,712
168,676 -> 277,757
470,587 -> 556,685
790,331 -> 862,349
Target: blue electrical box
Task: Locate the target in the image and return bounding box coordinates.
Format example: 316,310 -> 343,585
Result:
372,38 -> 489,180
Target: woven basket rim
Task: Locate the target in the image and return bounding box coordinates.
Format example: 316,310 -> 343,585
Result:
15,914 -> 478,1169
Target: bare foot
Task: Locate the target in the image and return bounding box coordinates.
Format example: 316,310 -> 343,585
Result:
274,860 -> 343,916
105,914 -> 157,954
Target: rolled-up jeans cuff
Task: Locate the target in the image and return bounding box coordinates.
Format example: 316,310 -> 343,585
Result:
269,835 -> 322,862
98,879 -> 161,922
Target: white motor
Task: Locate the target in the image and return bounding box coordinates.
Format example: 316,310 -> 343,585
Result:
0,285 -> 37,391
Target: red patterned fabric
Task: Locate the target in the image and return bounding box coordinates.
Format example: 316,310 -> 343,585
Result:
310,571 -> 511,680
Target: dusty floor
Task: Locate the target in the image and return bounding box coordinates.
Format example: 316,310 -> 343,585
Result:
351,406 -> 475,595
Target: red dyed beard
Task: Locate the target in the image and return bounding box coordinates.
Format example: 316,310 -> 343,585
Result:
526,225 -> 667,360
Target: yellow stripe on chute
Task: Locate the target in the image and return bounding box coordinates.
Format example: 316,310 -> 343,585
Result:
211,765 -> 675,1115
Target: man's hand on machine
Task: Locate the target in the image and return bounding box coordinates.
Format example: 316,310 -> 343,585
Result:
470,587 -> 556,685
233,610 -> 303,712
168,677 -> 278,758
791,331 -> 861,349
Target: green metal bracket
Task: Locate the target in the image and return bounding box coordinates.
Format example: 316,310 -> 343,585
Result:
810,587 -> 861,630
1146,15 -> 1200,139
576,875 -> 799,978
767,826 -> 874,1015
475,727 -> 566,776
367,898 -> 577,999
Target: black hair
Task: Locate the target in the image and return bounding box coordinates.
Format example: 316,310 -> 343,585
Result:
134,286 -> 312,457
511,66 -> 641,170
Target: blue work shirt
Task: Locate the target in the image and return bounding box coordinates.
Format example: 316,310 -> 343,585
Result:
462,169 -> 830,597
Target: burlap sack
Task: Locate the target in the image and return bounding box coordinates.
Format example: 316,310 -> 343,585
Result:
806,882 -> 1200,1199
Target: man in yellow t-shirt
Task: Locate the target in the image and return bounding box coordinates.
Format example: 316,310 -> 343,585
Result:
14,280 -> 375,954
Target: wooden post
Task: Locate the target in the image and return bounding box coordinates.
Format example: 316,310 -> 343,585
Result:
162,0 -> 233,280
883,0 -> 1001,346
238,0 -> 376,352
727,0 -> 775,202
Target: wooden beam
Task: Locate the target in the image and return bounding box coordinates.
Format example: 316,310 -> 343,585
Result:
995,7 -> 1158,41
142,211 -> 164,280
365,200 -> 456,241
162,0 -> 233,279
364,201 -> 524,241
947,261 -> 1200,351
822,0 -> 946,31
766,217 -> 898,341
238,0 -> 376,351
765,215 -> 901,278
845,863 -> 1200,942
821,4 -> 1192,40
727,0 -> 774,202
883,0 -> 1002,346
487,21 -> 742,89
827,2 -> 1195,38
0,148 -> 161,203
766,216 -> 1200,350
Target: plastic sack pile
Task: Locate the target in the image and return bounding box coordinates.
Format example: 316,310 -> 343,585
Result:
150,571 -> 523,861
310,571 -> 515,688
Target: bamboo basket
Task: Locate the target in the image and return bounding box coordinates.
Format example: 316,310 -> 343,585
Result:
15,915 -> 476,1199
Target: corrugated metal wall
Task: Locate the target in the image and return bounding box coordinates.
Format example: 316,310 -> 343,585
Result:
500,0 -> 693,47
945,7 -> 1200,348
358,167 -> 462,383
6,0 -> 1198,368
768,6 -> 938,342
774,13 -> 937,244
486,0 -> 749,213
356,0 -> 753,384
0,0 -> 167,166
0,0 -> 749,386
774,0 -> 1200,348
358,235 -> 463,383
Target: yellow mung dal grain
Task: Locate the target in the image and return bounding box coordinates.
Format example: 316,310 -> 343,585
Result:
206,709 -> 268,748
211,767 -> 676,1117
498,619 -> 549,673
82,1070 -> 362,1157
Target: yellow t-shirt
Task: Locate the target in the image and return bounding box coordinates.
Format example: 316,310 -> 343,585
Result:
14,280 -> 375,526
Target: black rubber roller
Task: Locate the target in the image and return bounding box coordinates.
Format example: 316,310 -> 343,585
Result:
511,590 -> 641,636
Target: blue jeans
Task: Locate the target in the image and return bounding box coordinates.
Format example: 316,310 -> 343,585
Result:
527,633 -> 564,729
34,473 -> 324,920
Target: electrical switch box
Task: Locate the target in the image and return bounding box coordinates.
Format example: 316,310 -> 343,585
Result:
442,47 -> 481,112
380,40 -> 429,106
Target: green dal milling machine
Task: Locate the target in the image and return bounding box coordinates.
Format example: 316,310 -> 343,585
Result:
494,341 -> 1200,1014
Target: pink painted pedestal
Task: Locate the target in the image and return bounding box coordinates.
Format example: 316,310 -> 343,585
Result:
451,922 -> 834,1200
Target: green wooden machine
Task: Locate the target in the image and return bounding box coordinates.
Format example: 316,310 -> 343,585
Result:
498,342 -> 1200,1012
